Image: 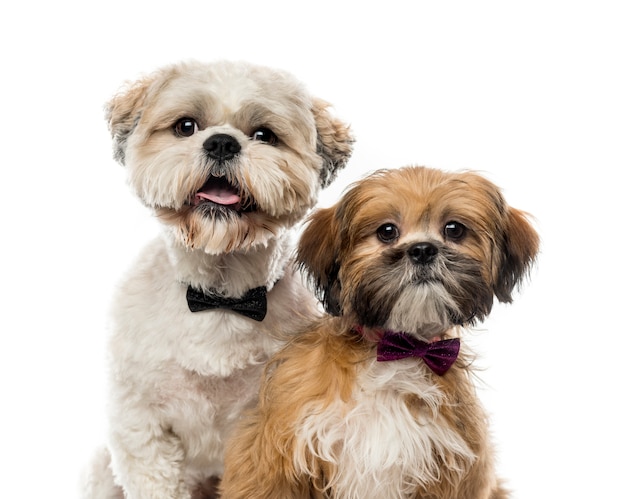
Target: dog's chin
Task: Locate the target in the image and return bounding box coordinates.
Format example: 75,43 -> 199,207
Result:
190,196 -> 257,220
155,189 -> 286,254
149,172 -> 273,253
383,282 -> 462,340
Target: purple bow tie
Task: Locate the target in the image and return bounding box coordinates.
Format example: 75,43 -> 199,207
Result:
377,331 -> 461,375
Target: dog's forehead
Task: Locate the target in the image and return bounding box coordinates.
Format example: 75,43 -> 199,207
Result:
152,71 -> 257,116
347,167 -> 505,232
150,62 -> 310,122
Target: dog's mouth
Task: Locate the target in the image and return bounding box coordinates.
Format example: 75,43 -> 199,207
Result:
191,176 -> 255,214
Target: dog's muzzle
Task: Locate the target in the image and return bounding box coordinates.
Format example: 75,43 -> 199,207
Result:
191,133 -> 257,214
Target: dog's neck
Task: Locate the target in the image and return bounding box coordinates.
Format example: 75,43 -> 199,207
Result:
164,234 -> 293,297
353,323 -> 454,344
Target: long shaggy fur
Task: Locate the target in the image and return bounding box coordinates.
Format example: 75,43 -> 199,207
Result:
81,60 -> 353,499
221,166 -> 538,498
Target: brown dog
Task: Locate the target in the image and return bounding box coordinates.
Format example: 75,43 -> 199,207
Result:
221,166 -> 538,498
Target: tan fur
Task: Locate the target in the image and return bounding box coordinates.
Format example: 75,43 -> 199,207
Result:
222,318 -> 363,497
221,166 -> 538,498
223,321 -> 503,498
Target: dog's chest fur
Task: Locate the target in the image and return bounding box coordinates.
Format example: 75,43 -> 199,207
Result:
296,358 -> 477,498
108,236 -> 313,477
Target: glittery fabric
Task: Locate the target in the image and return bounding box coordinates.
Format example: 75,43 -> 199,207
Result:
377,331 -> 461,375
186,285 -> 267,321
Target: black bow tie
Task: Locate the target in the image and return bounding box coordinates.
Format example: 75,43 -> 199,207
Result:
186,285 -> 267,321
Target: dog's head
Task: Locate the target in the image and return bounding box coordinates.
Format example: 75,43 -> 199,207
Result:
106,60 -> 353,254
298,166 -> 539,339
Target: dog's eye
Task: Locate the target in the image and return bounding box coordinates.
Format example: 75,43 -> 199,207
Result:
443,221 -> 467,241
174,118 -> 198,137
251,127 -> 278,145
377,223 -> 400,243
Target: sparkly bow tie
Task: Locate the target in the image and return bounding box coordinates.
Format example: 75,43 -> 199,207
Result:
186,285 -> 267,321
377,331 -> 461,375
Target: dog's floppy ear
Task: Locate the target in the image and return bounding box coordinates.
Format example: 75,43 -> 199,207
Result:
494,207 -> 540,303
297,206 -> 343,315
312,99 -> 354,188
105,76 -> 155,165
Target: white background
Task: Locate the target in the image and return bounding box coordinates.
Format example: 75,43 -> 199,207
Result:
1,1 -> 624,497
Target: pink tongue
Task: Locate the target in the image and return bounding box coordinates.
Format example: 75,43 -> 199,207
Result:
195,185 -> 241,206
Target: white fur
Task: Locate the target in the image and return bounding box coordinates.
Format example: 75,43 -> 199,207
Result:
385,283 -> 461,339
294,359 -> 475,499
87,235 -> 315,499
83,60 -> 352,498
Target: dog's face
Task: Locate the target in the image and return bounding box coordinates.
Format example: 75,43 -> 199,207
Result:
298,167 -> 539,339
106,60 -> 353,254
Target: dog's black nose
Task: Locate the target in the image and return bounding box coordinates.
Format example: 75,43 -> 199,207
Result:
408,242 -> 438,265
203,134 -> 241,161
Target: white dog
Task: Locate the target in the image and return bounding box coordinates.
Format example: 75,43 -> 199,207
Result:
81,60 -> 353,499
